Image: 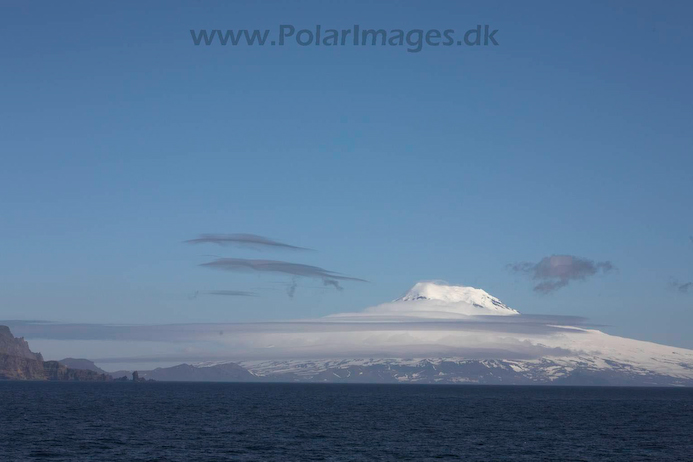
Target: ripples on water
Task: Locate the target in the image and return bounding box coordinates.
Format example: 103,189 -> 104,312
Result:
1,382 -> 692,461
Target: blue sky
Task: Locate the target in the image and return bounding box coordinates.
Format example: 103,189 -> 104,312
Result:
1,1 -> 692,348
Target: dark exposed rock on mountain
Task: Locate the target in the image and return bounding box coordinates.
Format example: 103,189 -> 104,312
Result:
0,325 -> 111,381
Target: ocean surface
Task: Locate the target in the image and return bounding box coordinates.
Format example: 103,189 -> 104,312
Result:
1,383 -> 692,461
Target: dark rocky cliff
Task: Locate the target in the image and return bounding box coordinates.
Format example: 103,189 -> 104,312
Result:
0,325 -> 111,381
0,353 -> 45,380
0,325 -> 43,361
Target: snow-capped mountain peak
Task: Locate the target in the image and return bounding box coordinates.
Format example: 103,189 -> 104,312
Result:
323,281 -> 520,319
394,281 -> 519,315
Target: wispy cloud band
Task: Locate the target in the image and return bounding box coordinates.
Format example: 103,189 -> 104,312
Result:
200,258 -> 367,289
185,233 -> 311,251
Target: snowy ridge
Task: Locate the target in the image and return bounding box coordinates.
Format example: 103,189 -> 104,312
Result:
191,351 -> 693,386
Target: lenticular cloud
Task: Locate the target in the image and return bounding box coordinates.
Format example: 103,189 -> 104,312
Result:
185,233 -> 310,251
509,254 -> 615,293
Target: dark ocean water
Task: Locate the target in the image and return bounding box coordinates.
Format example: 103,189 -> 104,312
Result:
1,383 -> 692,461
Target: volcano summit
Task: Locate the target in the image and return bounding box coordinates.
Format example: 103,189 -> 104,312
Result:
6,282 -> 693,386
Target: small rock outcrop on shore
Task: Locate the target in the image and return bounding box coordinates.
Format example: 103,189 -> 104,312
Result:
0,325 -> 111,381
